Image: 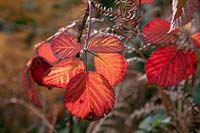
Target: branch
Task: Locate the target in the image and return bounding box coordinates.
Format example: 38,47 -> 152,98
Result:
2,98 -> 57,133
84,0 -> 93,49
77,6 -> 89,43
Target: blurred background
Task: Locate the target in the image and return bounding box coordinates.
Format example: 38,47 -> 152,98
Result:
0,0 -> 88,132
0,0 -> 200,133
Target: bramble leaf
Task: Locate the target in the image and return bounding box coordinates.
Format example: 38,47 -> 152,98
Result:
30,57 -> 52,86
184,50 -> 198,79
170,0 -> 199,30
88,35 -> 124,53
145,46 -> 189,87
36,42 -> 59,64
42,58 -> 85,88
22,59 -> 42,107
141,0 -> 154,4
94,53 -> 128,86
191,32 -> 200,48
142,18 -> 179,44
51,33 -> 83,59
64,72 -> 114,120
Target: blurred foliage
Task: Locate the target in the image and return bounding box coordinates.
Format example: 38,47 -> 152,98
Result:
135,110 -> 171,133
0,0 -> 200,133
0,0 -> 88,133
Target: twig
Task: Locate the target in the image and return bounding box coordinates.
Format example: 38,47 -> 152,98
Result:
81,0 -> 93,71
3,98 -> 57,133
34,22 -> 78,48
84,0 -> 93,49
77,6 -> 89,43
127,57 -> 146,63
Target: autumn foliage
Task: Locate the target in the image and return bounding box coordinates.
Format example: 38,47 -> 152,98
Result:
22,33 -> 127,120
22,0 -> 200,123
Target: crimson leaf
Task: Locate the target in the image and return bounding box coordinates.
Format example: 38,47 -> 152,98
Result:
145,46 -> 189,87
142,18 -> 179,44
22,59 -> 42,107
51,33 -> 83,59
184,50 -> 198,79
30,57 -> 52,86
64,72 -> 115,120
36,42 -> 59,64
88,35 -> 124,53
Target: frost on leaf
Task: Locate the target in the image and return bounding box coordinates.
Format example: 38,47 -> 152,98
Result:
145,46 -> 189,87
88,35 -> 124,53
36,42 -> 59,64
94,53 -> 128,86
184,50 -> 198,79
142,18 -> 179,44
170,0 -> 199,30
51,33 -> 83,59
30,57 -> 52,86
22,59 -> 42,107
43,58 -> 85,88
64,72 -> 114,120
191,32 -> 200,48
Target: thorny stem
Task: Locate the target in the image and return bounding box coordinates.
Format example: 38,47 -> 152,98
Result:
85,51 -> 88,71
77,6 -> 89,43
79,0 -> 93,64
82,0 -> 93,72
84,0 -> 93,49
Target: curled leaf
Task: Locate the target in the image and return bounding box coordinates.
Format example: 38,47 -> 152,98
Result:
43,58 -> 85,88
88,35 -> 124,53
51,33 -> 83,59
64,72 -> 115,120
142,18 -> 179,44
22,59 -> 42,107
170,0 -> 199,30
94,53 -> 128,86
36,42 -> 59,64
30,57 -> 52,86
145,46 -> 189,87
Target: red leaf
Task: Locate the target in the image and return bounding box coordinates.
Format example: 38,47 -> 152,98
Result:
88,35 -> 124,53
184,50 -> 198,79
142,18 -> 179,44
191,32 -> 200,48
36,42 -> 59,64
51,33 -> 83,59
64,72 -> 115,120
170,0 -> 199,30
94,53 -> 128,86
30,57 -> 52,86
22,59 -> 42,107
43,58 -> 85,88
145,46 -> 189,87
141,0 -> 154,4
